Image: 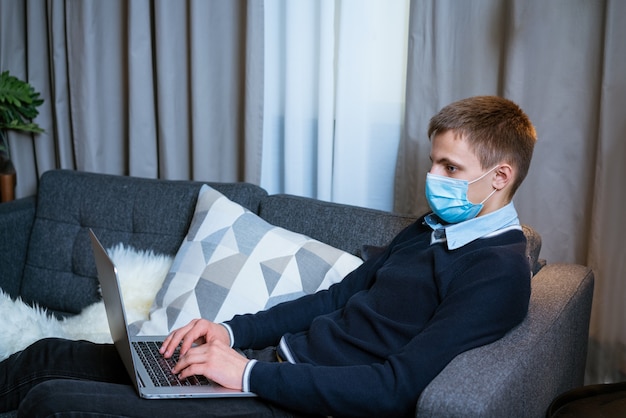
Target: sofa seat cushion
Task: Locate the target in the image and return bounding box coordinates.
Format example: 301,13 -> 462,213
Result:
132,185 -> 363,335
20,170 -> 267,316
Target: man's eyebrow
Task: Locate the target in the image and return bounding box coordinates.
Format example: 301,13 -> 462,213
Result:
431,155 -> 462,167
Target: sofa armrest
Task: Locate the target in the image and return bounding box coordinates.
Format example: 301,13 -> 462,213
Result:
0,196 -> 36,298
415,263 -> 594,418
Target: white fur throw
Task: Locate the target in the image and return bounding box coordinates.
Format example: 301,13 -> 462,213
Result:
0,244 -> 172,361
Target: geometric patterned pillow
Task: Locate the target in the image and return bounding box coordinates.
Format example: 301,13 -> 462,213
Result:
132,185 -> 363,336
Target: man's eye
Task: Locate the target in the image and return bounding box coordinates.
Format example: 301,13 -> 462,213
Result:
446,165 -> 457,173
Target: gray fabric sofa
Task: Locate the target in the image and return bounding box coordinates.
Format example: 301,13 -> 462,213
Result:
0,169 -> 594,417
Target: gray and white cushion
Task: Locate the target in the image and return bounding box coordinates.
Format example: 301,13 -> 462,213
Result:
133,185 -> 363,335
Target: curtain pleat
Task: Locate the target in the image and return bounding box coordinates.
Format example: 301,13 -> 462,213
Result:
127,0 -> 159,178
586,0 -> 626,384
242,0 -> 265,184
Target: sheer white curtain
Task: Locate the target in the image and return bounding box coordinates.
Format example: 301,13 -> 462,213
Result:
395,0 -> 626,384
261,0 -> 409,210
0,0 -> 264,198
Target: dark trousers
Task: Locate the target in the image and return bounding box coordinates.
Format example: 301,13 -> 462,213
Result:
0,338 -> 303,417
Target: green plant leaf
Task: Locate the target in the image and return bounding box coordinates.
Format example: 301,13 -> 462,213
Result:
0,70 -> 45,133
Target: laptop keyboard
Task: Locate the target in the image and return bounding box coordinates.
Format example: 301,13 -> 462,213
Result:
133,341 -> 212,387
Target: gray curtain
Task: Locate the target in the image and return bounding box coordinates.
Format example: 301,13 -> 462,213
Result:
396,0 -> 626,384
0,0 -> 264,198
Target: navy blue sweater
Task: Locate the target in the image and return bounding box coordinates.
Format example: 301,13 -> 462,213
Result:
226,217 -> 531,417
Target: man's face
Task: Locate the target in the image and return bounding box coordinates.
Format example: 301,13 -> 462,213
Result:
429,131 -> 495,205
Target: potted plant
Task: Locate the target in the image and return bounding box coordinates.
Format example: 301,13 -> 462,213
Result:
0,70 -> 45,202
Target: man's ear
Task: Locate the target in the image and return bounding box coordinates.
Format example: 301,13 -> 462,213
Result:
493,164 -> 513,191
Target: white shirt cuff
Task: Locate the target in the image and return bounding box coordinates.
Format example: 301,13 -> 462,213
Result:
242,359 -> 257,392
219,323 -> 235,347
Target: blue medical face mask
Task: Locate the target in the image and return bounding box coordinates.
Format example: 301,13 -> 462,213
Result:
425,166 -> 499,224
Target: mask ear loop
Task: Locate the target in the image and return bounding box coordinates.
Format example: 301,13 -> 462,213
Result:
470,165 -> 500,204
468,165 -> 500,185
479,187 -> 498,204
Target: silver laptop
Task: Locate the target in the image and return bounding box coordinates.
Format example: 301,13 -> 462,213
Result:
89,229 -> 256,399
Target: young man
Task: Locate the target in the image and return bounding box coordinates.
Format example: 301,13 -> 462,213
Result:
0,96 -> 537,417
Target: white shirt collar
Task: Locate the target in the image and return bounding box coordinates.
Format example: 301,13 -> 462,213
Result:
424,202 -> 521,250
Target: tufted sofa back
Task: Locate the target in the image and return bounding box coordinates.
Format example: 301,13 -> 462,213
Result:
18,170 -> 267,316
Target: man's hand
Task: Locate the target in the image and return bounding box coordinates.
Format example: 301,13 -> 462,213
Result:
171,339 -> 249,391
159,319 -> 248,391
159,318 -> 230,358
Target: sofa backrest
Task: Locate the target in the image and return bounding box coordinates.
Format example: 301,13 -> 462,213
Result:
258,194 -> 418,257
20,170 -> 267,316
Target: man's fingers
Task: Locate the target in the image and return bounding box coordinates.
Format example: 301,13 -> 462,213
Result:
160,319 -> 199,357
